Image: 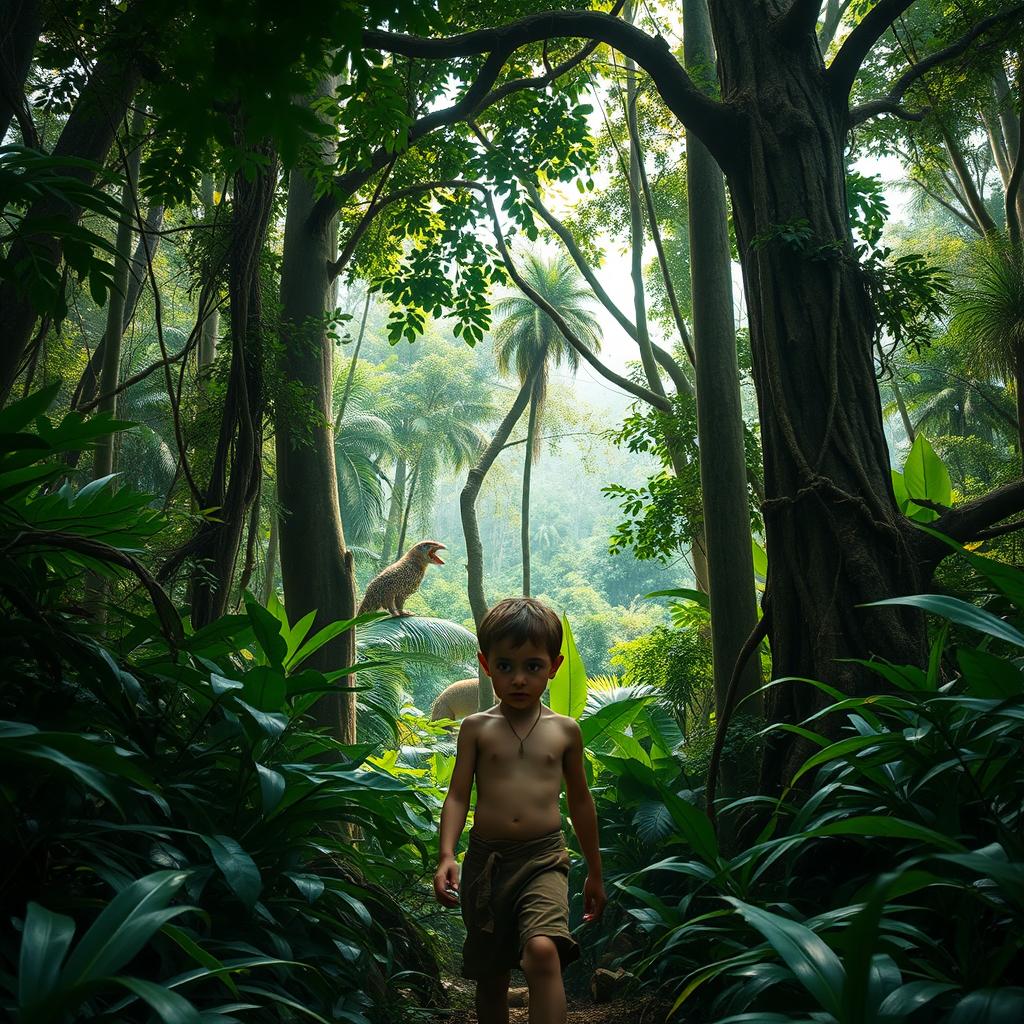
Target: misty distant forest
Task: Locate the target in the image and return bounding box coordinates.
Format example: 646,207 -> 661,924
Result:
3,1 -> 1024,1022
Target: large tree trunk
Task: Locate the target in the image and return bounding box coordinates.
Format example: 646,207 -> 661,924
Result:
93,109 -> 143,481
0,50 -> 141,402
461,370 -> 537,709
683,0 -> 761,753
705,3 -> 929,787
185,141 -> 277,626
276,78 -> 358,745
0,0 -> 42,144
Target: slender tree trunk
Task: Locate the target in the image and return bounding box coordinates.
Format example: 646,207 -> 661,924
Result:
93,109 -> 143,481
0,51 -> 141,402
198,174 -> 221,370
334,290 -> 371,430
71,204 -> 165,413
0,0 -> 42,144
684,0 -> 762,750
703,3 -> 929,788
943,130 -> 998,235
262,494 -> 280,605
993,62 -> 1024,235
380,456 -> 407,567
624,26 -> 714,595
276,77 -> 359,745
396,462 -> 420,558
521,386 -> 539,597
461,369 -> 538,709
1016,340 -> 1024,475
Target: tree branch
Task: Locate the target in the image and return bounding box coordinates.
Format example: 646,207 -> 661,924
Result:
313,22 -> 617,228
362,10 -> 744,170
827,0 -> 917,103
927,477 -> 1024,548
849,3 -> 1024,126
849,97 -> 928,123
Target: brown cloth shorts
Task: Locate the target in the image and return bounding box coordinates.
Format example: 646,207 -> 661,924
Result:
459,826 -> 581,980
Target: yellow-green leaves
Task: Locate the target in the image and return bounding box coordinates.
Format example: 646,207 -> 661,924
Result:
549,613 -> 588,719
891,434 -> 952,523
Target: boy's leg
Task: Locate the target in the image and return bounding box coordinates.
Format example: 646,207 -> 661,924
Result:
474,969 -> 512,1024
520,936 -> 566,1024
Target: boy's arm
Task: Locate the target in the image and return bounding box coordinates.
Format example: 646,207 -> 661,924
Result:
562,719 -> 602,884
438,715 -> 478,862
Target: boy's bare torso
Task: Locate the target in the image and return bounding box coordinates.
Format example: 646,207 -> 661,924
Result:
468,706 -> 573,841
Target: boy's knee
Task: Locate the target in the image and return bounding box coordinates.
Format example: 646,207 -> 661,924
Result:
520,935 -> 560,974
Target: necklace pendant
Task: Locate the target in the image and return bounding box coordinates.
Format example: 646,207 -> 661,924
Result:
519,742 -> 525,758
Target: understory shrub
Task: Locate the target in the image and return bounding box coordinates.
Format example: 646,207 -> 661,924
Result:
605,538 -> 1024,1022
0,388 -> 446,1023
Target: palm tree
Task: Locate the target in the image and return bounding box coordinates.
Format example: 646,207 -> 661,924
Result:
377,353 -> 494,566
948,234 -> 1024,467
492,251 -> 601,595
881,336 -> 1018,448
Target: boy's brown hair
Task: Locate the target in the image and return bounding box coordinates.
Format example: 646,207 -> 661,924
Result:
477,597 -> 563,661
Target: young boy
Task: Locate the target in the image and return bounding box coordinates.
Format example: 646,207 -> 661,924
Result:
433,597 -> 607,1024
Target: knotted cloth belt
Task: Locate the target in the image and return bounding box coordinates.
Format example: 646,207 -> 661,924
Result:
465,828 -> 568,935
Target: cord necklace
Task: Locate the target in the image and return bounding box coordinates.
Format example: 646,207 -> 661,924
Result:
501,701 -> 542,757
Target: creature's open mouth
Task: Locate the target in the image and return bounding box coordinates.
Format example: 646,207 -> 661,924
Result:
430,545 -> 446,565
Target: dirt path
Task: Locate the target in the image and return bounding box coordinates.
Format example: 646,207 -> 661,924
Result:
437,977 -> 676,1023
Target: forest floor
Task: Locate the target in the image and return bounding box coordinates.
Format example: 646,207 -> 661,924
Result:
434,974 -> 678,1023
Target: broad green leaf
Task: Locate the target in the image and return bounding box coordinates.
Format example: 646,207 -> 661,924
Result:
59,871 -> 192,988
902,433 -> 951,515
580,692 -> 651,739
808,815 -> 964,852
200,836 -> 261,908
864,594 -> 1024,648
18,903 -> 75,1008
655,781 -> 719,865
549,613 -> 587,719
112,976 -> 201,1024
255,763 -> 285,814
878,981 -> 957,1017
611,731 -> 652,767
286,873 -> 326,903
725,898 -> 845,1017
949,988 -> 1024,1023
957,647 -> 1024,699
751,537 -> 768,579
644,587 -> 710,609
244,594 -> 287,668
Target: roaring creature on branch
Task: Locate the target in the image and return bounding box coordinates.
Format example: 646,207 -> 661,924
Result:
358,541 -> 447,617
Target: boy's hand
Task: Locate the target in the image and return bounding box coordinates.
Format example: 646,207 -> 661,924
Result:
434,855 -> 460,907
581,874 -> 606,923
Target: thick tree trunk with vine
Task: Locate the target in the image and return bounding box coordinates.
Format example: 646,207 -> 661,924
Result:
276,147 -> 359,746
0,0 -> 42,144
461,369 -> 537,709
186,139 -> 277,627
0,51 -> 141,403
706,5 -> 928,786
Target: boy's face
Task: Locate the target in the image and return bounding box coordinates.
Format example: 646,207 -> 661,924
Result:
478,638 -> 564,709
